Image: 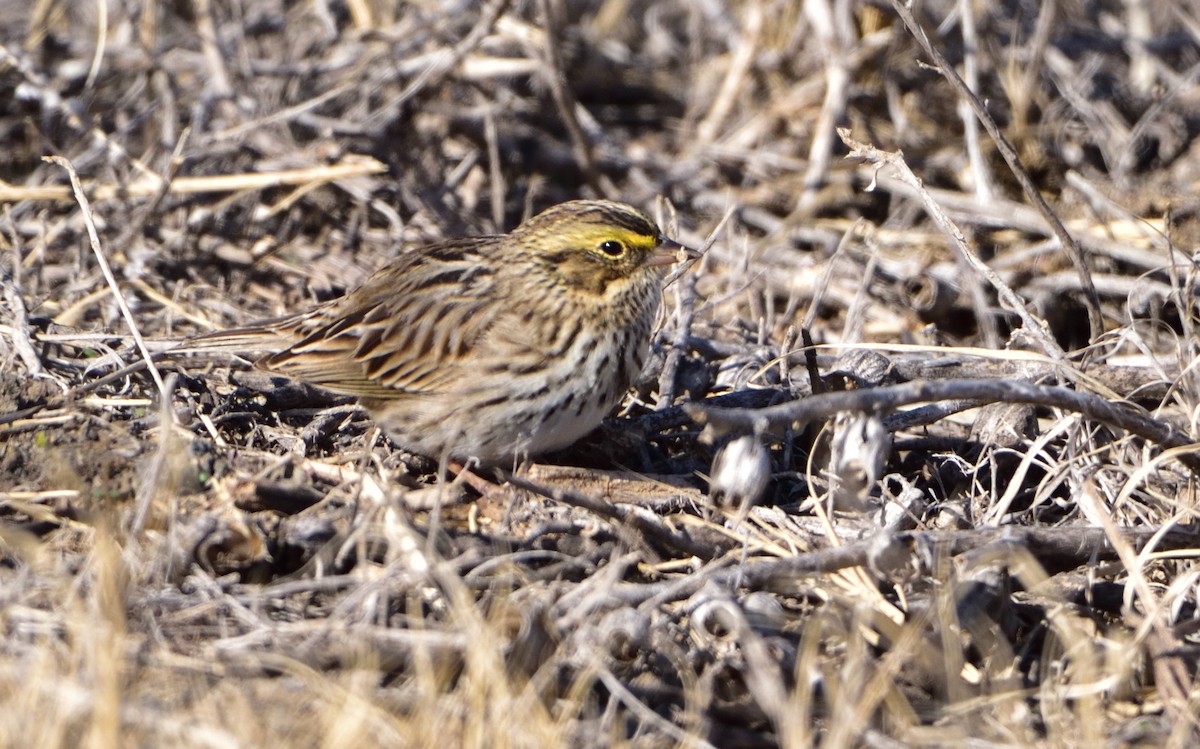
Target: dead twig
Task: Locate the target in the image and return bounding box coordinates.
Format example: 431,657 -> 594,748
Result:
0,276 -> 42,376
613,524 -> 1200,606
365,0 -> 511,129
45,155 -> 166,398
887,0 -> 1104,343
687,377 -> 1200,472
536,0 -> 602,194
839,129 -> 1065,359
506,474 -> 720,561
0,156 -> 387,203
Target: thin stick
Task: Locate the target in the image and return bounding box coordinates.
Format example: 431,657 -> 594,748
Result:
0,156 -> 387,203
536,0 -> 601,194
484,108 -> 505,230
839,129 -> 1065,360
365,0 -> 511,128
887,0 -> 1104,343
130,374 -> 179,534
696,1 -> 763,146
655,273 -> 696,410
192,0 -> 233,97
956,0 -> 993,204
44,155 -> 166,397
1,276 -> 42,376
610,524 -> 1200,605
687,377 -> 1200,472
796,0 -> 849,213
506,474 -> 716,560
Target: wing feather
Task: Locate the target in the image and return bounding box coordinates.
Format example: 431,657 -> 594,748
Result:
258,237 -> 504,398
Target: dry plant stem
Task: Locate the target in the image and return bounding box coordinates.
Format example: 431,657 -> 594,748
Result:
828,602 -> 933,749
0,156 -> 387,203
887,0 -> 1104,342
484,109 -> 505,229
839,129 -> 1066,360
960,225 -> 1001,347
661,204 -> 727,290
803,220 -> 858,330
1020,0 -> 1057,106
344,0 -> 374,29
1063,170 -> 1172,252
192,0 -> 233,97
696,2 -> 763,146
1029,271 -> 1180,303
207,83 -> 358,143
841,249 -> 879,342
954,1 -> 998,349
867,169 -> 1187,266
882,399 -> 981,432
656,273 -> 697,410
45,155 -> 166,398
0,354 -> 169,427
802,329 -> 824,395
688,377 -> 1200,472
537,0 -> 602,194
1078,480 -> 1196,732
1123,0 -> 1155,96
956,0 -> 993,204
1,276 -> 42,376
130,374 -> 178,535
80,0 -> 106,92
797,0 -> 851,213
779,325 -> 796,385
114,127 -> 191,254
653,208 -> 723,407
365,0 -> 510,128
505,474 -> 714,560
613,524 -> 1200,607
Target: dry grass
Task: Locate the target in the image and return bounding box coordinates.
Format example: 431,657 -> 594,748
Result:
3,0 -> 1200,746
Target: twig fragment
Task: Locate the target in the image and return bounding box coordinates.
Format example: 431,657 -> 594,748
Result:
839,129 -> 1065,360
687,377 -> 1200,472
886,0 -> 1104,342
0,157 -> 387,203
45,155 -> 166,398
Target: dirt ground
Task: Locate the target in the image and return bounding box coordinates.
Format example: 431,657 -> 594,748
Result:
3,1 -> 1200,747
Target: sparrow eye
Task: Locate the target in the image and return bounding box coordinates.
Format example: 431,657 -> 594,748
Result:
598,240 -> 626,258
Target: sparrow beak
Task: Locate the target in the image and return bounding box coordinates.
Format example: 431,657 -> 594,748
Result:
648,237 -> 701,267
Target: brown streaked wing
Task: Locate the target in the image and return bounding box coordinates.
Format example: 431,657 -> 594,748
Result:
258,305 -> 397,398
260,236 -> 503,399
